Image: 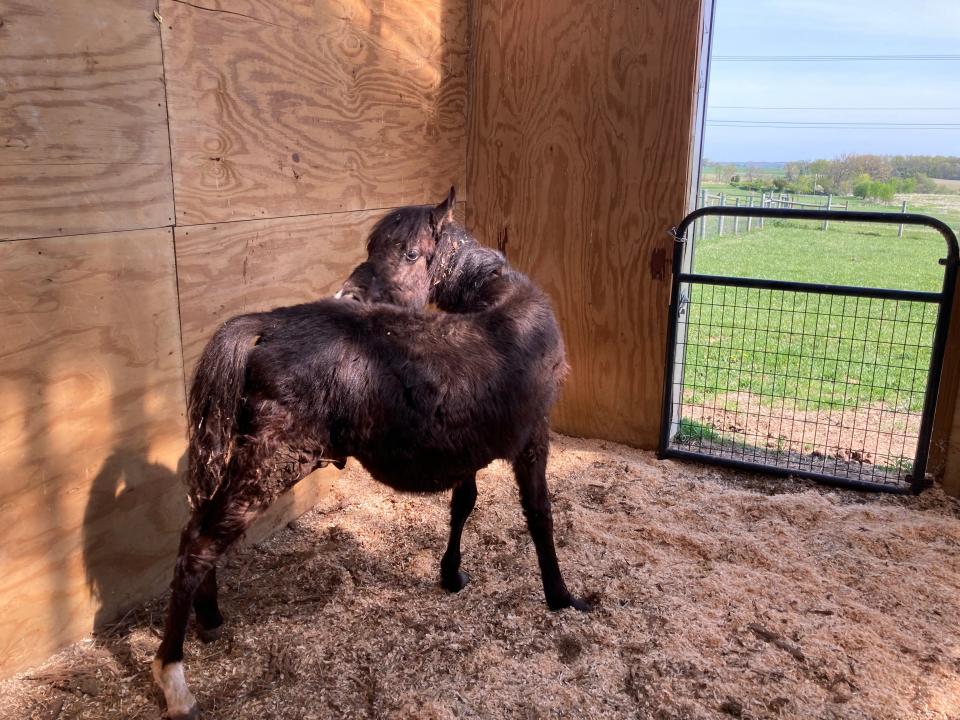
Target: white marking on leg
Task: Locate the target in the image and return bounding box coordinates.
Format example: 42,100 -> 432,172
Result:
152,658 -> 197,717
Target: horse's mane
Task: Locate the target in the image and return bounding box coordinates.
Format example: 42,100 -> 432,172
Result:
429,221 -> 508,311
366,204 -> 436,254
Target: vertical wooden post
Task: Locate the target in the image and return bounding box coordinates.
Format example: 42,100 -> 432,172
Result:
899,199 -> 908,237
823,194 -> 832,231
759,192 -> 765,229
747,195 -> 754,232
733,196 -> 740,234
718,192 -> 725,235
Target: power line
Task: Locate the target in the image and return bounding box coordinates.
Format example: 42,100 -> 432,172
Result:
711,105 -> 960,111
706,123 -> 959,131
714,54 -> 960,62
708,120 -> 960,128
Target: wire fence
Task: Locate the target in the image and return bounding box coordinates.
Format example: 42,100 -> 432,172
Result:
694,188 -> 915,240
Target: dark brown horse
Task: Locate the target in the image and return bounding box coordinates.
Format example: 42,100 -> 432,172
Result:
153,192 -> 589,719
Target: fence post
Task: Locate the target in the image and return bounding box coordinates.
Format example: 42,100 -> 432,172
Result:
747,195 -> 754,232
698,188 -> 707,242
759,193 -> 765,229
823,194 -> 832,231
718,192 -> 725,235
734,196 -> 740,234
898,199 -> 907,238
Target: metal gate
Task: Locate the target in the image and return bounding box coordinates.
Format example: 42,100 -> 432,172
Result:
659,206 -> 959,493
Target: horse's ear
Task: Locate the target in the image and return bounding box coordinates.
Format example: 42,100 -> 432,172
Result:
431,186 -> 456,229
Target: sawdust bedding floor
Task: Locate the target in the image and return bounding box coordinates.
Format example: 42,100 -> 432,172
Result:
4,434 -> 960,720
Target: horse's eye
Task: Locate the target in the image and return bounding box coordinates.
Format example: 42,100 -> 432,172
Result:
404,249 -> 420,262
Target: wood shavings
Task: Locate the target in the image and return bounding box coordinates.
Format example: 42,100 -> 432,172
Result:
2,434 -> 960,719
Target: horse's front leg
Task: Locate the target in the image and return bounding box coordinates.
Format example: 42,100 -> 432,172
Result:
440,475 -> 477,592
513,422 -> 591,612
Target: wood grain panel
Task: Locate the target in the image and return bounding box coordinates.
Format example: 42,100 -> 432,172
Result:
467,0 -> 704,448
0,229 -> 186,677
0,0 -> 174,241
161,0 -> 468,225
177,210 -> 374,373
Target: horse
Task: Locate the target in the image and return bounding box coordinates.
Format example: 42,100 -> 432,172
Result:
152,191 -> 590,719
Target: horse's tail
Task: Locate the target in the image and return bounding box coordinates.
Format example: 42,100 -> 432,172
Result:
187,314 -> 265,507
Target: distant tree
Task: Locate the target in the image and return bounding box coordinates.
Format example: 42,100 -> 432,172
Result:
845,154 -> 894,182
891,155 -> 960,181
853,175 -> 896,202
914,174 -> 938,192
853,173 -> 873,199
785,161 -> 809,181
874,183 -> 895,202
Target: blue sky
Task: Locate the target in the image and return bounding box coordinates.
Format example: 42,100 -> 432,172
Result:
704,0 -> 960,162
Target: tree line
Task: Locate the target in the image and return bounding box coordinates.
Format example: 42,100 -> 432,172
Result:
705,154 -> 960,200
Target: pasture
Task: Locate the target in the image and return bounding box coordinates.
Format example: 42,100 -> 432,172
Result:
3,435 -> 960,719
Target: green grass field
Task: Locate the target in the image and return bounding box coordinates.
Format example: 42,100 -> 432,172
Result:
680,185 -> 960,412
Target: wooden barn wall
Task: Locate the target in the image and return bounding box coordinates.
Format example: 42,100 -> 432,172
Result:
0,0 -> 468,678
466,0 -> 706,448
0,1 -> 175,241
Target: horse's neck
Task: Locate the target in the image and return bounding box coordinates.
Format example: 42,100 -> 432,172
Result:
462,270 -> 539,314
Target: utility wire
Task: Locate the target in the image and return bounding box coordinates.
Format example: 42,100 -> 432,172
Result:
708,120 -> 960,128
707,123 -> 959,131
711,105 -> 960,111
714,54 -> 960,62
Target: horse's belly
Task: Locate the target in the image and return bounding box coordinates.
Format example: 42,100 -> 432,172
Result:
349,433 -> 501,492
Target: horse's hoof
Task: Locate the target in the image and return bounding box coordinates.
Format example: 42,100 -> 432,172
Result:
441,570 -> 470,593
169,705 -> 200,720
152,658 -> 199,720
568,596 -> 593,613
548,595 -> 593,612
196,623 -> 223,644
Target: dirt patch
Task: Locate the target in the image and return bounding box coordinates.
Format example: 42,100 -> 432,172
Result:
3,434 -> 960,719
679,392 -> 920,485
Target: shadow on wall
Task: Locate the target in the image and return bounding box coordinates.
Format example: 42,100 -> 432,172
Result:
0,230 -> 188,678
83,449 -> 188,633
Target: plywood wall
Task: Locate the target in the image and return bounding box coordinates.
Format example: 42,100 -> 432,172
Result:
0,0 -> 174,241
466,0 -> 706,448
159,0 -> 468,224
0,0 -> 469,678
0,229 -> 186,676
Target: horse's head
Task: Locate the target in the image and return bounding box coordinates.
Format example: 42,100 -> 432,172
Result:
336,188 -> 457,308
429,218 -> 507,312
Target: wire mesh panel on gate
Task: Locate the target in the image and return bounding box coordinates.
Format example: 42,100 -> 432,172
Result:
669,282 -> 937,489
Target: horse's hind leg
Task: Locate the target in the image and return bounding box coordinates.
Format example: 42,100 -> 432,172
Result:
440,475 -> 477,592
192,567 -> 224,643
513,422 -> 590,612
153,492 -> 253,719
